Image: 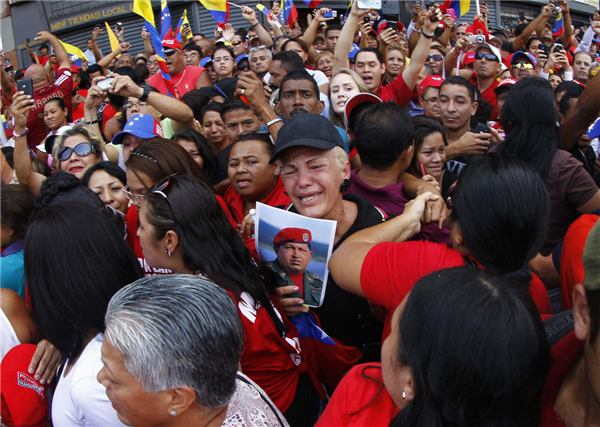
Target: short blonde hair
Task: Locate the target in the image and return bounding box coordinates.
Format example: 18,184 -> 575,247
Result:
331,146 -> 349,171
52,124 -> 104,171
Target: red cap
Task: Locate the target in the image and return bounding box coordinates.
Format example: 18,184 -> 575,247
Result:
418,75 -> 444,96
273,228 -> 312,247
344,93 -> 382,128
377,20 -> 404,36
463,51 -> 476,65
1,345 -> 49,427
494,78 -> 517,94
162,38 -> 182,51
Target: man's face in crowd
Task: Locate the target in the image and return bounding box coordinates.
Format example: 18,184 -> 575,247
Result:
354,51 -> 385,92
511,59 -> 536,80
574,53 -> 592,83
426,48 -> 444,76
223,109 -> 261,143
325,30 -> 340,52
314,38 -> 327,51
439,84 -> 477,132
192,35 -> 204,45
268,60 -> 287,88
87,39 -> 94,50
40,47 -> 48,56
366,33 -> 378,49
278,78 -> 324,120
276,242 -> 313,275
198,40 -> 214,57
420,87 -> 442,121
232,35 -> 248,57
474,48 -> 500,79
496,88 -> 510,120
165,49 -> 184,75
183,49 -> 201,66
455,24 -> 468,40
251,50 -> 271,77
117,54 -> 133,68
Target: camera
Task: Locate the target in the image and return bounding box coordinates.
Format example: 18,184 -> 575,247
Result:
468,34 -> 486,45
323,10 -> 337,18
115,22 -> 123,32
97,78 -> 115,91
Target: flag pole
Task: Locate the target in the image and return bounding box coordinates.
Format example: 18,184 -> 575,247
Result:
228,1 -> 243,8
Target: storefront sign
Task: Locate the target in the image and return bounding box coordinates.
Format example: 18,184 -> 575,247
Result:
50,3 -> 133,31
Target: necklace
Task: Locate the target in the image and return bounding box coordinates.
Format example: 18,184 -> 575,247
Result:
173,68 -> 187,88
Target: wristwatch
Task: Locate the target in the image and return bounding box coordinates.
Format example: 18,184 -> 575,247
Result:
139,84 -> 151,102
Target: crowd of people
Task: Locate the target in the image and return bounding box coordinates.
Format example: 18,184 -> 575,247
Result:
1,0 -> 600,426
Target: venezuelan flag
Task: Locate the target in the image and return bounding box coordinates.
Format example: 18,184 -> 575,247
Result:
441,0 -> 470,17
256,3 -> 269,17
199,0 -> 230,29
279,0 -> 298,27
303,0 -> 322,7
59,40 -> 84,66
552,10 -> 564,37
173,9 -> 189,42
160,0 -> 172,39
133,0 -> 176,97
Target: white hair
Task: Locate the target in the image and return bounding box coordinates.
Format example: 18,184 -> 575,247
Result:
104,275 -> 243,409
249,45 -> 273,62
331,146 -> 349,170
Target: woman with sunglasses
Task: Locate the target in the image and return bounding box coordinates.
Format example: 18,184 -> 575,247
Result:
329,154 -> 553,342
138,174 -> 322,427
211,46 -> 236,81
12,91 -> 104,196
123,139 -> 235,275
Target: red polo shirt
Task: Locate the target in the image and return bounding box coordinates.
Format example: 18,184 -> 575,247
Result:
375,73 -> 417,106
469,73 -> 499,119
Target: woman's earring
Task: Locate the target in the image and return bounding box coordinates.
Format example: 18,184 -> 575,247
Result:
165,249 -> 172,257
340,178 -> 351,192
170,410 -> 177,416
402,391 -> 406,400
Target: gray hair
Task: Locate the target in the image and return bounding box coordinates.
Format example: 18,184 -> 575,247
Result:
104,274 -> 244,409
249,45 -> 273,61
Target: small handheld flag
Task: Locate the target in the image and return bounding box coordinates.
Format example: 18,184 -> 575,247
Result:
552,10 -> 564,37
104,22 -> 120,53
256,3 -> 269,17
279,0 -> 298,27
199,0 -> 230,29
173,9 -> 189,42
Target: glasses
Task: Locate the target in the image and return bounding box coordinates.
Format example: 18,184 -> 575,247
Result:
474,52 -> 499,62
164,49 -> 180,56
57,142 -> 98,161
213,57 -> 233,63
422,97 -> 439,105
147,60 -> 159,67
513,62 -> 534,69
237,64 -> 251,71
124,101 -> 147,110
122,187 -> 145,204
231,41 -> 243,46
427,54 -> 444,62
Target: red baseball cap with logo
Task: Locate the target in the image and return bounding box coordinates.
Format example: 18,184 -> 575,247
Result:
1,344 -> 49,427
161,38 -> 182,52
463,51 -> 476,66
494,78 -> 518,94
418,75 -> 444,96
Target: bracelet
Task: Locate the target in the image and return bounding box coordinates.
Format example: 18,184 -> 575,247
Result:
250,21 -> 260,29
86,119 -> 99,125
420,29 -> 435,39
13,128 -> 29,138
266,118 -> 283,127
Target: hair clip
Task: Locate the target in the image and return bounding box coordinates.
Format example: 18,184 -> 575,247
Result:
130,152 -> 157,163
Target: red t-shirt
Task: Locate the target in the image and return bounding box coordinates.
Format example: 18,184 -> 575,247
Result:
375,73 -> 417,106
27,68 -> 73,149
539,332 -> 584,427
224,176 -> 290,257
316,363 -> 398,427
124,195 -> 236,276
228,289 -> 304,413
101,104 -> 117,134
360,241 -> 552,340
37,56 -> 50,66
147,65 -> 206,99
469,74 -> 499,120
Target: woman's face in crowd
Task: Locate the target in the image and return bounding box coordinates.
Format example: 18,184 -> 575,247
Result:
317,54 -> 334,78
60,135 -> 100,179
228,140 -> 277,202
177,139 -> 204,168
202,111 -> 229,147
387,49 -> 405,77
137,202 -> 168,270
44,101 -> 68,131
330,73 -> 361,115
500,69 -> 511,80
420,87 -> 441,121
381,297 -> 412,410
548,74 -> 562,89
98,339 -> 169,427
279,146 -> 349,219
125,167 -> 153,211
284,41 -> 308,62
415,132 -> 445,179
87,170 -> 129,214
213,49 -> 235,79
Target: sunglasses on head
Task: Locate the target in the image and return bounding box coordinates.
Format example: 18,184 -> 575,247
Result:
427,54 -> 444,62
164,49 -> 179,56
475,52 -> 499,62
513,62 -> 534,69
57,142 -> 98,162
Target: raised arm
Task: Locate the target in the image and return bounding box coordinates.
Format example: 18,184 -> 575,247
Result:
91,27 -> 103,62
435,14 -> 455,48
408,9 -> 428,54
528,5 -> 554,50
241,6 -> 274,49
304,8 -> 335,63
11,92 -> 46,196
24,40 -> 38,64
235,73 -> 282,142
142,27 -> 155,57
560,71 -> 600,151
333,0 -> 370,75
35,31 -> 71,71
0,61 -> 14,105
98,42 -> 130,71
558,0 -> 572,46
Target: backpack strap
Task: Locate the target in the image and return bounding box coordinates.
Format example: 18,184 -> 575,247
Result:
544,309 -> 574,347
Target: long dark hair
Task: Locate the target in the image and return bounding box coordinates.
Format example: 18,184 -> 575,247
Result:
498,77 -> 559,179
0,184 -> 36,242
391,267 -> 551,427
449,154 -> 550,275
24,204 -> 143,360
144,175 -> 287,337
172,128 -> 218,183
81,161 -> 127,187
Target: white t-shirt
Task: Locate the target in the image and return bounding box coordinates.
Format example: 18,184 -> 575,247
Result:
306,69 -> 329,88
1,309 -> 21,360
52,333 -> 126,427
